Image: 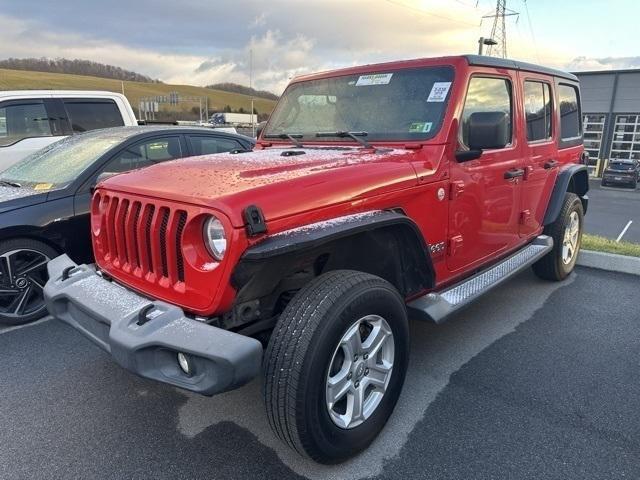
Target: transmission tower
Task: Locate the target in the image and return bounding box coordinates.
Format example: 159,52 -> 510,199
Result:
482,0 -> 519,58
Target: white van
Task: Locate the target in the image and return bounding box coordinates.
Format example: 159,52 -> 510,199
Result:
0,90 -> 138,170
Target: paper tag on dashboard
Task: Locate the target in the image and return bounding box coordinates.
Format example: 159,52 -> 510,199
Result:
356,73 -> 393,86
427,82 -> 452,102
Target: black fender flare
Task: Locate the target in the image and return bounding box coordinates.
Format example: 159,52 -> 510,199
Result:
232,210 -> 435,309
543,164 -> 589,226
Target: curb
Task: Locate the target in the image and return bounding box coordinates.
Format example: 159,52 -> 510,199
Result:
577,249 -> 640,276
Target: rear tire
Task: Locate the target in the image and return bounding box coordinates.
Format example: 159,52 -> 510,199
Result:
0,238 -> 57,325
263,270 -> 409,464
533,193 -> 584,281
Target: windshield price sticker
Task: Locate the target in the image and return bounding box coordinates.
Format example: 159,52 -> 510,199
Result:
34,183 -> 53,191
355,73 -> 393,86
427,82 -> 452,102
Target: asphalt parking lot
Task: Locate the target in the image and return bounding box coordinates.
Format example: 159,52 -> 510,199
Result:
1,266 -> 639,480
586,179 -> 640,242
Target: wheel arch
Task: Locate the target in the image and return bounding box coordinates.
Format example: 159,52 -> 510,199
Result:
229,211 -> 434,329
543,164 -> 589,226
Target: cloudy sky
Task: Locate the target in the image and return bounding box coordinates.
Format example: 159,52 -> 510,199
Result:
1,0 -> 638,94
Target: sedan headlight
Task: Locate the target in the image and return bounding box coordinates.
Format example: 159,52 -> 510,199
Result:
203,216 -> 227,261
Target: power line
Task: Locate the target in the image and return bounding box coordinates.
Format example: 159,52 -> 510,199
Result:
382,0 -> 480,27
522,0 -> 541,63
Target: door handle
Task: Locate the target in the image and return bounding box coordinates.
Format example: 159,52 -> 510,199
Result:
543,160 -> 559,169
504,168 -> 525,179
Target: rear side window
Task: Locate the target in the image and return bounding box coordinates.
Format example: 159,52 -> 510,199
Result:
524,81 -> 552,141
188,135 -> 243,155
461,77 -> 512,147
558,85 -> 581,140
0,101 -> 52,146
63,99 -> 124,133
102,136 -> 182,174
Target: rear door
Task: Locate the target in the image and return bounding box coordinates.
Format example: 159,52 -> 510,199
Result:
186,134 -> 246,155
518,74 -> 558,237
447,73 -> 524,273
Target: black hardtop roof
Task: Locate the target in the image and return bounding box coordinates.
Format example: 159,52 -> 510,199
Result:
464,55 -> 578,82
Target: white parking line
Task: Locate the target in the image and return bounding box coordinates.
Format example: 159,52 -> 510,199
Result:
617,220 -> 633,242
0,316 -> 52,335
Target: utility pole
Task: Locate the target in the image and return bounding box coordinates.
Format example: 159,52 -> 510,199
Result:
481,0 -> 519,58
250,48 -> 255,137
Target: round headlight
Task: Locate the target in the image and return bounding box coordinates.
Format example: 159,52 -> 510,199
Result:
203,216 -> 227,261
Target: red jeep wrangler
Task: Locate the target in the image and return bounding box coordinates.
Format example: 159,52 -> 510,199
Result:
44,55 -> 588,464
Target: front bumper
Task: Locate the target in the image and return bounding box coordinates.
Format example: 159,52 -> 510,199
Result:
603,174 -> 636,185
44,255 -> 263,396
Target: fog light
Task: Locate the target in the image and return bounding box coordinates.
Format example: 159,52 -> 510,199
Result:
177,352 -> 193,376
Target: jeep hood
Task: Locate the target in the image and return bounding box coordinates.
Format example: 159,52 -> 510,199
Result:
101,147 -> 420,227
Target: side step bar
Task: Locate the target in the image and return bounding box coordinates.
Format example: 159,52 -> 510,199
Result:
408,235 -> 553,324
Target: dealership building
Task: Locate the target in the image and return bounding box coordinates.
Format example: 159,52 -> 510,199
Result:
575,69 -> 640,174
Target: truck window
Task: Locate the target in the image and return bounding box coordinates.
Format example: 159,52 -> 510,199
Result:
0,101 -> 52,147
102,136 -> 182,174
63,99 -> 124,133
460,77 -> 512,147
524,81 -> 552,142
558,85 -> 581,140
187,135 -> 243,155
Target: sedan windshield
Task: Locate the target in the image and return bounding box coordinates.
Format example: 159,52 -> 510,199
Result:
0,130 -> 130,188
264,66 -> 454,142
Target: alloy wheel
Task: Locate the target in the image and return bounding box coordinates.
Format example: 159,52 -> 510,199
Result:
325,314 -> 395,429
562,211 -> 580,265
0,249 -> 50,318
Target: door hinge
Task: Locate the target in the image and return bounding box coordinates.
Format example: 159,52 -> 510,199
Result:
519,210 -> 531,225
449,181 -> 465,200
448,235 -> 464,256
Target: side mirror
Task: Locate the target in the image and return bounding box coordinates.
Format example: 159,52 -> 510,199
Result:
455,111 -> 509,162
91,172 -> 116,192
467,111 -> 509,151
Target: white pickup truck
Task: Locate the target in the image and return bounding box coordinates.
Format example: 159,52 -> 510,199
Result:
0,90 -> 138,170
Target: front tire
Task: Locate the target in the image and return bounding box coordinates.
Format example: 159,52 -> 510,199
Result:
263,270 -> 409,464
0,238 -> 57,325
533,193 -> 584,281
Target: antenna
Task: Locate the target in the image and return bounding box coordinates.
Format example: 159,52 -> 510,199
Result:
481,0 -> 519,58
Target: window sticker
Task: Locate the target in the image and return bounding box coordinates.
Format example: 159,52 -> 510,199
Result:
409,122 -> 433,133
34,183 -> 53,191
427,82 -> 452,102
355,73 -> 393,86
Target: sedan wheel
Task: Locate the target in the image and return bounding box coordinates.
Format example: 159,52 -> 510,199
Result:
0,239 -> 57,325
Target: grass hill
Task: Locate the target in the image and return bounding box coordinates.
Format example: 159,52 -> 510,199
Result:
0,68 -> 277,121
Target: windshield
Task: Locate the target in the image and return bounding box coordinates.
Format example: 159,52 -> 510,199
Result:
609,162 -> 635,171
0,131 -> 130,188
264,66 -> 454,142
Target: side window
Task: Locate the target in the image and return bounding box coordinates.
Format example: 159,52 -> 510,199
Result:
188,135 -> 243,155
461,77 -> 512,147
0,101 -> 52,146
63,100 -> 124,133
558,85 -> 581,140
524,81 -> 552,142
101,136 -> 182,175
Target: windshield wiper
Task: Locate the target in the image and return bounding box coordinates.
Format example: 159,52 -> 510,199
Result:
263,133 -> 304,148
0,180 -> 21,188
315,131 -> 372,149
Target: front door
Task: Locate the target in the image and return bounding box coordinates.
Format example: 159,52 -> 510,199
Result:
447,74 -> 524,274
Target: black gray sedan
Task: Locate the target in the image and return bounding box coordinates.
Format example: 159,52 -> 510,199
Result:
0,126 -> 254,325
